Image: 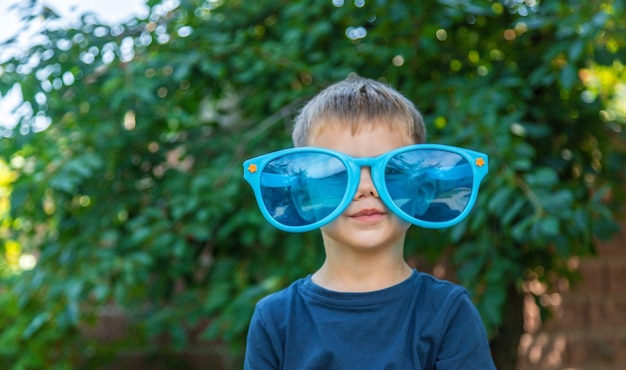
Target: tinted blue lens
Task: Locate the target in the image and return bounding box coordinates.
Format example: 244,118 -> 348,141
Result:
260,152 -> 347,227
385,149 -> 473,222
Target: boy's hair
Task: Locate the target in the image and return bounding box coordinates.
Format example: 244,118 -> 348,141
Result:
292,75 -> 426,147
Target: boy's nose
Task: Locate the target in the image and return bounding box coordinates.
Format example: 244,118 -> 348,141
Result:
354,167 -> 379,199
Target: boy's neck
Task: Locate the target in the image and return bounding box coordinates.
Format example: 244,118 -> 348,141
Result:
311,248 -> 413,293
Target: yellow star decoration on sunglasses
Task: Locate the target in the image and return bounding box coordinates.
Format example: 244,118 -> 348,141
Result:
247,163 -> 258,173
475,157 -> 486,168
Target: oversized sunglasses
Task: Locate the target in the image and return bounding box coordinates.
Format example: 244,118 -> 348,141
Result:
243,144 -> 488,232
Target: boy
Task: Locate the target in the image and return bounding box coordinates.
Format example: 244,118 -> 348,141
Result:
242,76 -> 496,369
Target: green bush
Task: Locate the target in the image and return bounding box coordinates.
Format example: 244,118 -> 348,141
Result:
1,0 -> 625,368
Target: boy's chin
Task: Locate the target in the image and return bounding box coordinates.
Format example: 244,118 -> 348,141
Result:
320,221 -> 409,252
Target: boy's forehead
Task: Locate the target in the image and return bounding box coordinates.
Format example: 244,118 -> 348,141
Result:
308,119 -> 414,157
308,117 -> 414,146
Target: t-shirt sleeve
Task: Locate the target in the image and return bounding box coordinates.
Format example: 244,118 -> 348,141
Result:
434,290 -> 497,370
244,303 -> 280,370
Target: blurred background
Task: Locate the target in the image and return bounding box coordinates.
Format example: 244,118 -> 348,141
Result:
1,0 -> 625,369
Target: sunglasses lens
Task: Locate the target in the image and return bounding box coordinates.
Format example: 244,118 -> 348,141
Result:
385,149 -> 474,223
260,152 -> 348,227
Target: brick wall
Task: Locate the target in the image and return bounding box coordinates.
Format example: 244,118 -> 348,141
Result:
518,220 -> 626,370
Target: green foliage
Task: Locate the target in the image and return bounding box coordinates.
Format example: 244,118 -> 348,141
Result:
1,0 -> 625,367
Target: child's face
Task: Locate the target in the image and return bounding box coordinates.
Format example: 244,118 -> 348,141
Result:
309,120 -> 414,252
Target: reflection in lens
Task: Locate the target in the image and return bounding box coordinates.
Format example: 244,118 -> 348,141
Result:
260,152 -> 348,227
385,150 -> 473,222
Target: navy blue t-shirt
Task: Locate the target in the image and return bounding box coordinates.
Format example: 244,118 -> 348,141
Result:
244,269 -> 496,370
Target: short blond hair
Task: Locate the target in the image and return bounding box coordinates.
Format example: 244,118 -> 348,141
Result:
292,75 -> 426,147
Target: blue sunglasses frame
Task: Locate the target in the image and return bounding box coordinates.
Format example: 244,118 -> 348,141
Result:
243,144 -> 488,232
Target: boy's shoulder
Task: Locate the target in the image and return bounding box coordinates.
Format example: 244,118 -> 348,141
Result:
254,276 -> 307,310
416,270 -> 467,295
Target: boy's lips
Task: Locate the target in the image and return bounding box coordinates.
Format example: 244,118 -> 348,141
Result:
350,208 -> 386,222
351,208 -> 386,217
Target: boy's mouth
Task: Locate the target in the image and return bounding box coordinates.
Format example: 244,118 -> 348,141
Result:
350,208 -> 386,222
352,208 -> 385,217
